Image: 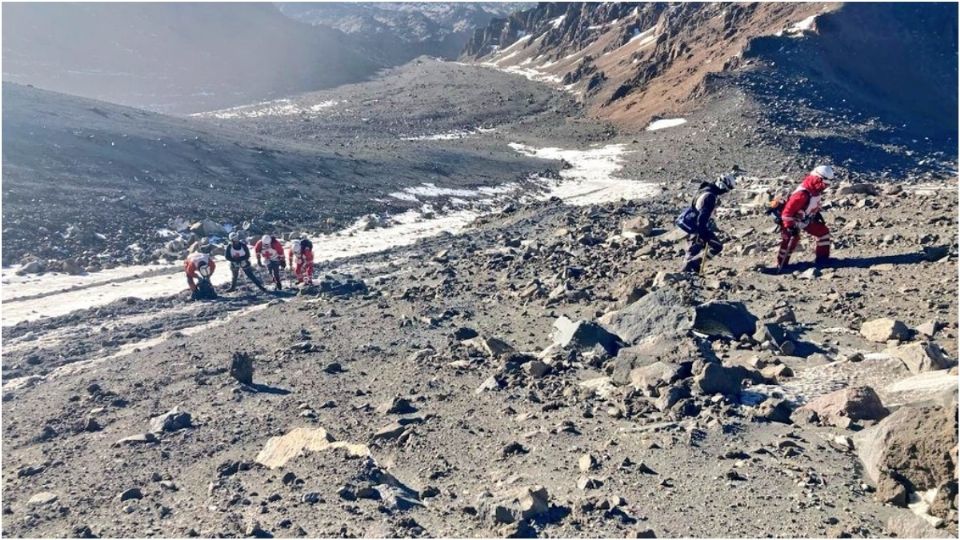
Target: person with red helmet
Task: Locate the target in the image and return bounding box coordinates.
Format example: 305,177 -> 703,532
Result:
287,236 -> 315,286
777,165 -> 834,271
254,234 -> 286,290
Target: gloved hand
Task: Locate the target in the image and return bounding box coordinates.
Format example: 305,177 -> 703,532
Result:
279,261 -> 286,269
788,224 -> 801,236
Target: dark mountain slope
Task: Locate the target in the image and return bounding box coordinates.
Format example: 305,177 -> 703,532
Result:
1,81 -> 555,267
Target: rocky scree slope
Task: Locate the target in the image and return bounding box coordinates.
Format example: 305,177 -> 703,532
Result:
462,2 -> 957,178
2,171 -> 957,538
1,78 -> 558,269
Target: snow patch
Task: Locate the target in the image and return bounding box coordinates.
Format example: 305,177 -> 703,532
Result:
400,127 -> 494,141
645,118 -> 688,131
194,98 -> 341,119
509,143 -> 659,205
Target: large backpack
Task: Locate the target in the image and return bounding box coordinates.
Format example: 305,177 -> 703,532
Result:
674,187 -> 712,234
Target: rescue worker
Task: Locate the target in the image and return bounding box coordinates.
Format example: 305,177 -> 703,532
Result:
287,236 -> 315,286
225,232 -> 267,292
254,234 -> 286,290
777,165 -> 833,270
184,251 -> 217,300
682,173 -> 737,273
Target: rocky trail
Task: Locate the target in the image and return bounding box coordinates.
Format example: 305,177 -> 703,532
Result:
2,125 -> 956,536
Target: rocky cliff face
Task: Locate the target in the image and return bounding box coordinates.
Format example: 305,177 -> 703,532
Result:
462,2 -> 958,142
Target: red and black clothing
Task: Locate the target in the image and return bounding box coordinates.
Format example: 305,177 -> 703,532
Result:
225,241 -> 266,291
254,238 -> 286,289
287,238 -> 315,286
777,175 -> 831,268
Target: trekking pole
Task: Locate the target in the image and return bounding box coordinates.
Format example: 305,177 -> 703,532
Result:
699,240 -> 709,276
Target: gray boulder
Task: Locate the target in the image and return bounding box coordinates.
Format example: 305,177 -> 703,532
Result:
149,407 -> 193,433
695,363 -> 751,396
602,287 -> 694,344
886,342 -> 954,373
860,318 -> 910,342
693,301 -> 758,340
552,316 -> 622,356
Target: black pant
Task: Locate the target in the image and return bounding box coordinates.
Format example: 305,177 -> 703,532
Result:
231,261 -> 266,291
683,231 -> 723,272
264,260 -> 282,289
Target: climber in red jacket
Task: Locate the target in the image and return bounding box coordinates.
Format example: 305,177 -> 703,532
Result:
287,236 -> 315,286
777,165 -> 834,270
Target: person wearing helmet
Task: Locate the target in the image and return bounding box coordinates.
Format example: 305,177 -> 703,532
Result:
224,232 -> 268,292
254,234 -> 286,290
287,236 -> 315,286
776,165 -> 834,270
184,251 -> 217,300
682,172 -> 737,273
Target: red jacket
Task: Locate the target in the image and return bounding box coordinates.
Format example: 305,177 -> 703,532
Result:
781,175 -> 828,228
254,238 -> 284,262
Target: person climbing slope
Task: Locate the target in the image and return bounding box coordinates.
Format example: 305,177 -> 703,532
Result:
678,173 -> 737,273
776,165 -> 834,271
254,234 -> 286,291
184,251 -> 217,300
287,236 -> 315,286
225,232 -> 267,292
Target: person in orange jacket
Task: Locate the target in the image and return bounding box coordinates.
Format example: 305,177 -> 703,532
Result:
287,236 -> 315,286
777,165 -> 834,270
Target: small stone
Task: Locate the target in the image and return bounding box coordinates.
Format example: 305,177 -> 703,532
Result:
27,492 -> 58,506
502,441 -> 529,457
118,488 -> 143,502
577,476 -> 602,490
578,453 -> 597,472
300,492 -> 322,504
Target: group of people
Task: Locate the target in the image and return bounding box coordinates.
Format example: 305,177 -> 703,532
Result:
183,166 -> 834,300
184,233 -> 315,300
681,165 -> 835,273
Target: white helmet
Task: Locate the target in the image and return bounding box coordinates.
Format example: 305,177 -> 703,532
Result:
812,165 -> 834,180
291,240 -> 302,254
261,235 -> 272,245
715,173 -> 736,192
228,232 -> 239,242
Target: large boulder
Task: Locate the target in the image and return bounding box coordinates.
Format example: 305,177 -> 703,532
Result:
854,404 -> 957,523
798,386 -> 889,425
629,361 -> 686,392
601,287 -> 694,344
692,301 -> 758,340
695,363 -> 750,396
552,317 -> 622,356
860,318 -> 910,342
886,342 -> 954,373
478,485 -> 550,525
